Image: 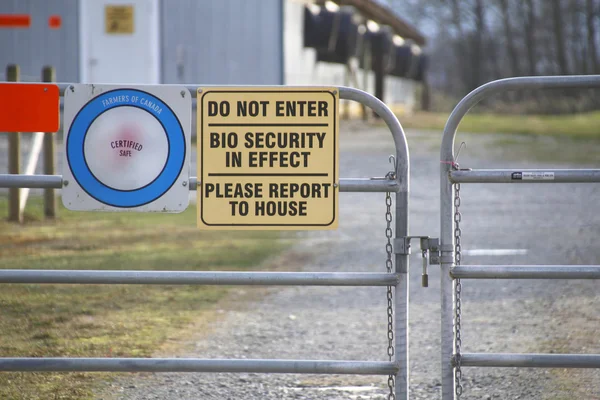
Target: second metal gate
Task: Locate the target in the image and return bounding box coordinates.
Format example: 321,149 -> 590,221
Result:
439,75 -> 600,399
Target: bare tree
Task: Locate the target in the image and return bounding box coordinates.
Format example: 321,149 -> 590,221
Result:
498,0 -> 520,76
570,0 -> 586,74
587,0 -> 599,73
551,0 -> 569,74
471,0 -> 486,89
449,0 -> 470,92
394,0 -> 600,110
522,0 -> 538,75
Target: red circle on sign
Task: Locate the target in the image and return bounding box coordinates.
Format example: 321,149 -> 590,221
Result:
48,15 -> 61,29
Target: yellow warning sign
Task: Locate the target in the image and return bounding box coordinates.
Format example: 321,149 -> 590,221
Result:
105,5 -> 134,34
197,87 -> 339,230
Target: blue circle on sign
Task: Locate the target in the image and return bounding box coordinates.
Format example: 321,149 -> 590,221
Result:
67,88 -> 186,208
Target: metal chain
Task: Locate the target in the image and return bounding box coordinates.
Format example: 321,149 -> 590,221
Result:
454,181 -> 463,398
385,188 -> 395,400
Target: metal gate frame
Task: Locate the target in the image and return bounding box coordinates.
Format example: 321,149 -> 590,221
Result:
440,75 -> 600,400
0,85 -> 412,398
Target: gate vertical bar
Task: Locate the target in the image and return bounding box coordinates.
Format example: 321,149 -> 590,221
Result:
440,155 -> 455,400
374,93 -> 409,400
339,87 -> 410,399
395,183 -> 409,399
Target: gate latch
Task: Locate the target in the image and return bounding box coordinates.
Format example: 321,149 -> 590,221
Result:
393,236 -> 440,287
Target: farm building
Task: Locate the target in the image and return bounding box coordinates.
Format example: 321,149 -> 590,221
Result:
0,0 -> 426,113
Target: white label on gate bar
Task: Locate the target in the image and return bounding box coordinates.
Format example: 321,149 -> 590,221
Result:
522,172 -> 554,180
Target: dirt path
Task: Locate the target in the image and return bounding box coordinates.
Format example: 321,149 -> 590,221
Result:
83,122 -> 600,399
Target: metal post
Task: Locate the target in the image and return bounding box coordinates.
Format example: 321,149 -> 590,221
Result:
395,188 -> 409,398
6,64 -> 22,223
440,155 -> 455,399
42,66 -> 57,218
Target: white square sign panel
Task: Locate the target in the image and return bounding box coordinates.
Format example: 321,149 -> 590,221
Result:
62,84 -> 191,212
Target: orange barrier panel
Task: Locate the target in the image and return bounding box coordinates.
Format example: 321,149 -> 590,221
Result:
0,14 -> 31,28
0,83 -> 60,132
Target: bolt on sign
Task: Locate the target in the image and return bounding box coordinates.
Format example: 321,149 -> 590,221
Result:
197,87 -> 339,230
105,5 -> 134,34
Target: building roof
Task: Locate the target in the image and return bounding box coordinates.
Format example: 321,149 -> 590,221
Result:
334,0 -> 426,46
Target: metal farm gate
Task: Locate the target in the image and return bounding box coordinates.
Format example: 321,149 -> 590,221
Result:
2,76 -> 600,399
439,76 -> 600,399
0,85 -> 417,399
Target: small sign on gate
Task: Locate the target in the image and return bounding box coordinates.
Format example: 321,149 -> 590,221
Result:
62,84 -> 191,212
0,83 -> 60,132
197,87 -> 339,230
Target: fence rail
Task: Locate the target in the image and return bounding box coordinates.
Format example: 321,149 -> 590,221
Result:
450,169 -> 600,183
0,358 -> 398,375
459,354 -> 600,369
451,265 -> 600,279
0,270 -> 399,286
0,175 -> 400,193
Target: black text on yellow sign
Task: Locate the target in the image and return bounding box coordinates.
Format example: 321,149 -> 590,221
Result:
197,88 -> 339,230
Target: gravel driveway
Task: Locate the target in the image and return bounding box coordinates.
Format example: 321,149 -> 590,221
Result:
3,122 -> 599,399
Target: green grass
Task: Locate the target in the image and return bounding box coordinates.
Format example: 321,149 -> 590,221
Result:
0,197 -> 286,399
397,111 -> 600,138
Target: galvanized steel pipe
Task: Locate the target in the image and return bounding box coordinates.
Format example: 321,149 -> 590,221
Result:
0,174 -> 62,189
0,270 -> 399,286
0,358 -> 399,375
0,175 -> 399,193
450,169 -> 600,183
451,265 -> 600,279
460,353 -> 600,369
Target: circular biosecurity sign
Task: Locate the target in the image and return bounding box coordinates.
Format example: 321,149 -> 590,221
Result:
62,85 -> 191,212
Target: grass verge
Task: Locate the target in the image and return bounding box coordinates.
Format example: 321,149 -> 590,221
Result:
396,111 -> 600,138
0,197 -> 286,399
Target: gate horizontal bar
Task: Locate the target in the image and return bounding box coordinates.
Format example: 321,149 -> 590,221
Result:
0,358 -> 398,375
450,169 -> 600,183
0,174 -> 399,193
0,270 -> 399,286
338,178 -> 400,192
189,178 -> 400,192
0,174 -> 62,189
451,265 -> 600,279
459,353 -> 600,368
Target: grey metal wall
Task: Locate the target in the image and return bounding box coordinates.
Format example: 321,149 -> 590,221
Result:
160,0 -> 283,85
0,0 -> 284,85
0,0 -> 79,82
